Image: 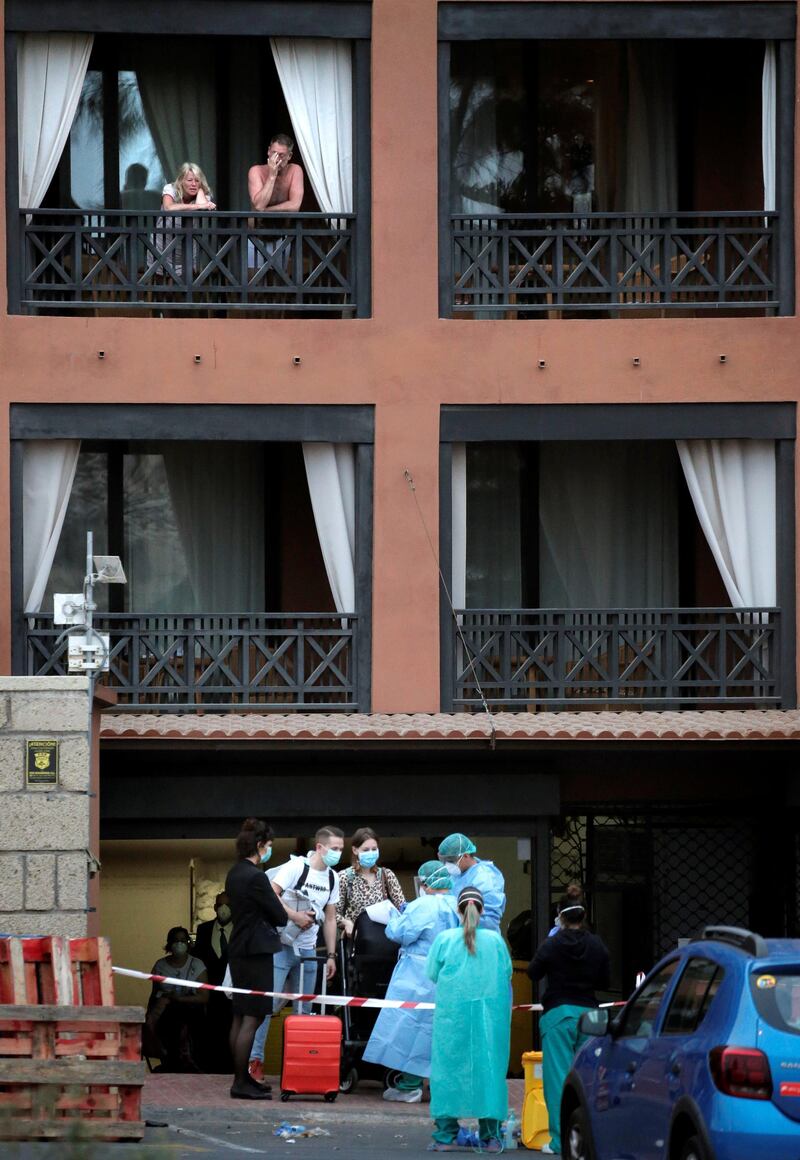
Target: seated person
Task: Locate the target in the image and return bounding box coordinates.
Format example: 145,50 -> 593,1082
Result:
194,893 -> 234,1073
120,162 -> 162,211
246,134 -> 304,271
144,926 -> 208,1072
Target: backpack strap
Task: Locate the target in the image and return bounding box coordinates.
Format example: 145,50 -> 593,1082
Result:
295,861 -> 335,907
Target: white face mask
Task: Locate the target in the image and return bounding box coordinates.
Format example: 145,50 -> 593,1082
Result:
444,862 -> 462,878
216,905 -> 232,926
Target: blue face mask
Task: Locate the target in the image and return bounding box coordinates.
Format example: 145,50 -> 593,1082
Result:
260,847 -> 272,865
358,849 -> 380,869
322,847 -> 342,868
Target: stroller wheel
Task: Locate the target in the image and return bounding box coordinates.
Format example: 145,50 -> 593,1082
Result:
339,1067 -> 359,1094
384,1069 -> 403,1091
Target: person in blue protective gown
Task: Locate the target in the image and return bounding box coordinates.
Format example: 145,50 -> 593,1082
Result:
363,860 -> 459,1102
426,886 -> 512,1154
437,833 -> 506,932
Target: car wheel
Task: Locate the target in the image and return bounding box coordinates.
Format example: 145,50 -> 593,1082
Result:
678,1135 -> 711,1160
339,1067 -> 358,1093
565,1104 -> 595,1160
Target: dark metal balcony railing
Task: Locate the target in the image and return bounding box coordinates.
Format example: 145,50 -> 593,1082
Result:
452,608 -> 780,709
449,213 -> 778,316
26,613 -> 358,710
19,210 -> 357,315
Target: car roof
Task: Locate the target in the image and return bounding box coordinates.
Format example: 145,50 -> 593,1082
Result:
679,936 -> 800,968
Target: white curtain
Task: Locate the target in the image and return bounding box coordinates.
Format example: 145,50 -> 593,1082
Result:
539,442 -> 679,607
451,444 -> 467,609
23,441 -> 81,614
136,44 -> 217,194
163,444 -> 264,610
17,33 -> 93,209
302,444 -> 356,613
676,440 -> 776,608
762,42 -> 777,212
621,42 -> 678,213
270,39 -> 353,213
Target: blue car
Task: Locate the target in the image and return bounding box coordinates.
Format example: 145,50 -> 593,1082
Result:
562,926 -> 800,1160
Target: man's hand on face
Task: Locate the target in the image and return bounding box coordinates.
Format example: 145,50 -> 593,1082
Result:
267,152 -> 285,176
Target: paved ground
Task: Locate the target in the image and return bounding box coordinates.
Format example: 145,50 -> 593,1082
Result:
6,1074 -> 529,1159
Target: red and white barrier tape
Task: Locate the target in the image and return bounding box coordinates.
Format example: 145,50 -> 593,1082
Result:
113,966 -> 625,1012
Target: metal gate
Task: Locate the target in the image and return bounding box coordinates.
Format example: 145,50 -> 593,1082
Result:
551,812 -> 761,997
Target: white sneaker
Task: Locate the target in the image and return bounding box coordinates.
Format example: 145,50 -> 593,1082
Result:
540,1144 -> 560,1155
382,1087 -> 423,1103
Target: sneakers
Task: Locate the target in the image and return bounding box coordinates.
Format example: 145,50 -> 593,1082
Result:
383,1086 -> 423,1103
541,1144 -> 560,1155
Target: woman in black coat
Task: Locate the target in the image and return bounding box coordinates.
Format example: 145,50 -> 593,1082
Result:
225,817 -> 288,1099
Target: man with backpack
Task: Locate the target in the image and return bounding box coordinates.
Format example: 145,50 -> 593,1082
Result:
247,826 -> 343,1085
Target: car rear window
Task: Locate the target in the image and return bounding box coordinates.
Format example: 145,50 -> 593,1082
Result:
750,970 -> 800,1036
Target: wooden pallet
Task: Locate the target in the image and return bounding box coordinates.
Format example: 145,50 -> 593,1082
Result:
0,937 -> 115,1006
0,1004 -> 145,1141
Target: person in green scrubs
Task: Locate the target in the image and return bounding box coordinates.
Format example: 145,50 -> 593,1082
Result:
426,886 -> 512,1153
527,885 -> 611,1155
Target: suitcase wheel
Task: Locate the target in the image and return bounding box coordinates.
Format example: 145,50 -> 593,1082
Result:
324,1091 -> 338,1103
280,1091 -> 291,1102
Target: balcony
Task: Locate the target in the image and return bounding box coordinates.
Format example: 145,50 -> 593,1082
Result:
450,608 -> 781,710
449,212 -> 779,317
442,34 -> 793,319
18,210 -> 357,316
25,613 -> 358,710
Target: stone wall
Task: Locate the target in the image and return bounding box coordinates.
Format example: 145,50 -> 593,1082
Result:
0,677 -> 93,938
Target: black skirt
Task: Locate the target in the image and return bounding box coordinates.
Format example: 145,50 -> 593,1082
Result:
229,953 -> 275,1018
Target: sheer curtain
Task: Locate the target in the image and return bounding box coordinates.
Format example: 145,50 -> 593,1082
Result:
18,33 -> 93,209
762,42 -> 777,212
539,442 -> 679,607
676,440 -> 776,608
162,444 -> 264,610
23,441 -> 81,614
135,43 -> 217,194
302,444 -> 356,613
451,444 -> 467,609
270,39 -> 353,213
619,41 -> 677,213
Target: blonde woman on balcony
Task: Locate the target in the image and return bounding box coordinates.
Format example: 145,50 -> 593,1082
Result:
161,162 -> 216,211
336,827 -> 406,937
152,162 -> 216,284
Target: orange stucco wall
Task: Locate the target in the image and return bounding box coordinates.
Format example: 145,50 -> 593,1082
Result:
1,0 -> 800,712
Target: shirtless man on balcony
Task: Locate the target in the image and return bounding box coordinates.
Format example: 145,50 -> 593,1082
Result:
248,133 -> 304,213
247,134 -> 304,274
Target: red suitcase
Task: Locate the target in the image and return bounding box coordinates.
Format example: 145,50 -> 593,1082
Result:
280,961 -> 341,1102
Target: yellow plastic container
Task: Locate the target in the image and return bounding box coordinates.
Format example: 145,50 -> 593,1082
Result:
521,1050 -> 550,1151
261,1007 -> 290,1076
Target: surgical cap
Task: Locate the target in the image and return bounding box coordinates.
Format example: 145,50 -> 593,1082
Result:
418,860 -> 452,890
438,833 -> 477,859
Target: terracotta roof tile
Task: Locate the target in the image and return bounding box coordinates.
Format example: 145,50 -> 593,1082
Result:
100,709 -> 800,743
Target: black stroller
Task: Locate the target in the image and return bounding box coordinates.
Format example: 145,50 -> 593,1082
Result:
337,909 -> 400,1093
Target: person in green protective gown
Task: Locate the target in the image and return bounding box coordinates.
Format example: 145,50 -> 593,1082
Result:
426,886 -> 512,1153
